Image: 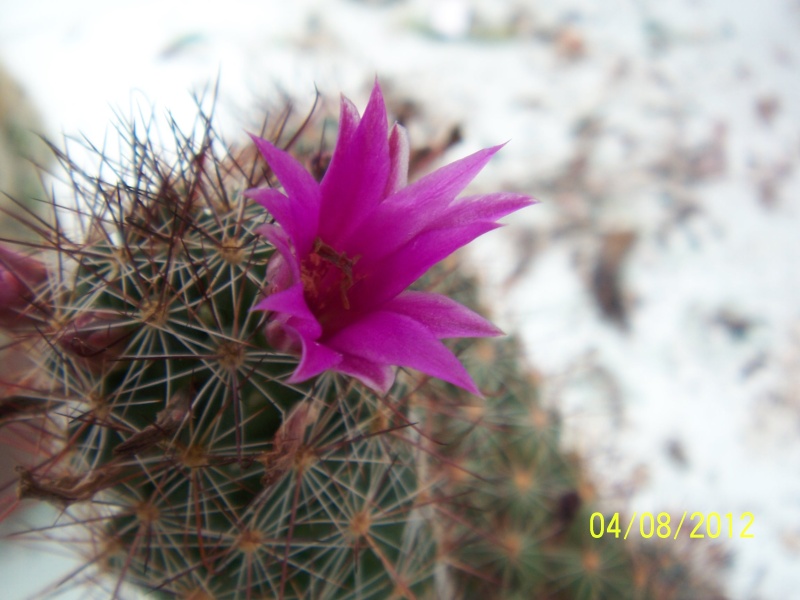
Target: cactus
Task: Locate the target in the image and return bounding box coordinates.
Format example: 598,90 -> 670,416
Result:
0,82 -> 724,600
0,83 -> 514,599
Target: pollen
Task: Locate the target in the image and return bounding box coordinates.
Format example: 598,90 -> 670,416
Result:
300,238 -> 359,314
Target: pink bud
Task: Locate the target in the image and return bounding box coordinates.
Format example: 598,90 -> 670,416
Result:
0,245 -> 48,329
57,312 -> 132,372
273,400 -> 319,452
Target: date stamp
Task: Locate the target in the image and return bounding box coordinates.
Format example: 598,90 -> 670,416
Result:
589,511 -> 755,540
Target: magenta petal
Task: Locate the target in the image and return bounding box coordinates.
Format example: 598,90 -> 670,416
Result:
328,95 -> 361,157
441,193 -> 535,228
384,123 -> 409,196
352,221 -> 501,310
288,336 -> 342,383
247,188 -> 316,258
255,284 -> 316,328
336,355 -> 396,394
385,144 -> 505,216
326,311 -> 480,394
254,285 -> 302,315
319,82 -> 390,245
385,292 -> 503,339
264,252 -> 292,295
246,135 -> 320,248
342,145 -> 504,259
256,224 -> 300,282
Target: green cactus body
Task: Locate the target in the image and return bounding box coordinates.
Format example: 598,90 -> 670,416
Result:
1,103 -> 438,599
0,93 -> 725,600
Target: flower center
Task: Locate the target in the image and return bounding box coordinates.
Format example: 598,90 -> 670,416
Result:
300,238 -> 360,318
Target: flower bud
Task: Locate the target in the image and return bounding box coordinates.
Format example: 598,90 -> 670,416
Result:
57,312 -> 132,372
0,245 -> 48,329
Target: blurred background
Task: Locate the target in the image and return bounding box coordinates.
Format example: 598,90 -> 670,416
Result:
1,0 -> 799,598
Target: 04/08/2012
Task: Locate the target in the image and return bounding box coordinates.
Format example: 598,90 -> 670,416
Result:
589,511 -> 755,540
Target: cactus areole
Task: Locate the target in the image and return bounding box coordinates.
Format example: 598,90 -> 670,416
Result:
247,81 -> 532,394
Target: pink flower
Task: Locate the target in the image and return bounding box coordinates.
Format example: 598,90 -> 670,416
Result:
246,82 -> 532,394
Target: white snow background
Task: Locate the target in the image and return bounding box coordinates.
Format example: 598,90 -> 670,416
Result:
1,0 -> 799,598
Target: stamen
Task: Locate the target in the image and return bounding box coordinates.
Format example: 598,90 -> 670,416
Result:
300,238 -> 360,314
